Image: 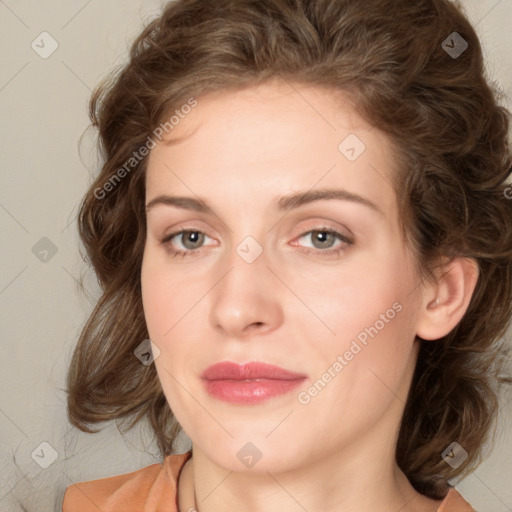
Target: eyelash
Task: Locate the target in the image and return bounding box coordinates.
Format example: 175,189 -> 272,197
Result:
160,227 -> 353,259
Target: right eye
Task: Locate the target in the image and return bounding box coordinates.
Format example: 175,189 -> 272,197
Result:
161,230 -> 215,257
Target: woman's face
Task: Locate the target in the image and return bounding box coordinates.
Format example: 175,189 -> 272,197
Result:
141,80 -> 425,473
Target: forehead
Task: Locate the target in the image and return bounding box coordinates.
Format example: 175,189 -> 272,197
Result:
145,80 -> 399,217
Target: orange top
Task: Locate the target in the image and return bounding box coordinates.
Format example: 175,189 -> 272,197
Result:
62,450 -> 475,512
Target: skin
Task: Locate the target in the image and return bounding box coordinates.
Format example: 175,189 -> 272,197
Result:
141,79 -> 478,512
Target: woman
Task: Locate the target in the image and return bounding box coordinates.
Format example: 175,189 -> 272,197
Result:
63,0 -> 512,510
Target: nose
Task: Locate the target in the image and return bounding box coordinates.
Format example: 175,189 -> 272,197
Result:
209,243 -> 284,339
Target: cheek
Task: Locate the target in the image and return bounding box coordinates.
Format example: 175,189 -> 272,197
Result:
295,250 -> 419,395
141,260 -> 193,415
141,245 -> 194,339
141,275 -> 166,339
141,252 -> 206,393
295,247 -> 417,346
293,307 -> 418,443
141,251 -> 174,340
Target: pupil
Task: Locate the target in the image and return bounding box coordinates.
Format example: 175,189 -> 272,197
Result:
185,231 -> 202,248
314,231 -> 332,248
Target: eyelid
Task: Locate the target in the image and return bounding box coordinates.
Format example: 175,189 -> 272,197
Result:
288,219 -> 354,244
161,227 -> 217,246
159,220 -> 351,243
292,228 -> 352,244
160,220 -> 216,241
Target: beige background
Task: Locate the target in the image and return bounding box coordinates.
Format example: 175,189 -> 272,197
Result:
0,1 -> 511,510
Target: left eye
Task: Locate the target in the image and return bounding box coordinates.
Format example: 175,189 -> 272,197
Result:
295,229 -> 351,251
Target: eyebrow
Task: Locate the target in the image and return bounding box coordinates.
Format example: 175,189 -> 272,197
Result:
145,188 -> 383,216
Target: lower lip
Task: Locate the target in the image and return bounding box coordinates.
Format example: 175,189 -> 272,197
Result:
203,378 -> 306,404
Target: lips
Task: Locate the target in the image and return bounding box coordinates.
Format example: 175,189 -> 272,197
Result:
202,361 -> 306,381
201,361 -> 307,405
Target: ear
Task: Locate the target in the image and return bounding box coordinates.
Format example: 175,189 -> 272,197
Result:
415,257 -> 479,341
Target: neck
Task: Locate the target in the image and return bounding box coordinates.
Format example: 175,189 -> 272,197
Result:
178,435 -> 441,512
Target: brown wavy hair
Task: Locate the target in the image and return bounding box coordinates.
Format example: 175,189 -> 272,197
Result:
67,0 -> 512,499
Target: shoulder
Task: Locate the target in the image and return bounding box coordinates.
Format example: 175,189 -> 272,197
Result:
437,488 -> 476,512
62,450 -> 192,512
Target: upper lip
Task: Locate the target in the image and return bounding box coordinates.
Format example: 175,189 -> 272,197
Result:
202,361 -> 307,381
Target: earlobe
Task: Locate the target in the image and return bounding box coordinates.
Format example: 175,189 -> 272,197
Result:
416,257 -> 479,341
